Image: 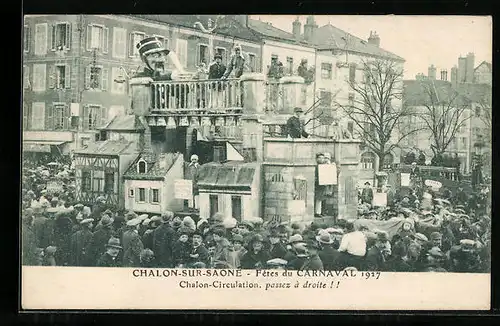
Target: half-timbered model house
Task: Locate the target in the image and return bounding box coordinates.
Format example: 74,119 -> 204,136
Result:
123,152 -> 185,215
73,139 -> 140,208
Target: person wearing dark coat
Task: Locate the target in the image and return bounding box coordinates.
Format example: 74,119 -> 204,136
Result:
221,45 -> 246,79
286,107 -> 309,139
187,231 -> 210,267
365,232 -> 390,271
316,231 -> 342,270
172,229 -> 192,267
53,210 -> 74,266
208,54 -> 226,80
69,218 -> 94,266
360,182 -> 374,206
153,212 -> 177,268
32,207 -> 53,249
122,218 -> 145,267
22,214 -> 37,266
97,237 -> 122,267
240,234 -> 271,269
142,218 -> 160,250
268,231 -> 288,259
290,240 -> 324,271
88,215 -> 114,266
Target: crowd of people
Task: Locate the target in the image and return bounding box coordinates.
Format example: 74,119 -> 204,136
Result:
21,158 -> 490,272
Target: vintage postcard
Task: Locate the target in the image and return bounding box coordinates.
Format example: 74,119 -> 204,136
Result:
21,14 -> 491,310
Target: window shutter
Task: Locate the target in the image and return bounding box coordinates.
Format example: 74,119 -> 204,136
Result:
48,65 -> 56,89
100,106 -> 107,128
65,64 -> 71,88
65,23 -> 71,50
51,24 -> 56,50
23,65 -> 29,89
102,27 -> 109,53
128,33 -> 134,57
46,104 -> 53,130
144,188 -> 149,203
135,188 -> 140,202
157,188 -> 161,203
149,188 -> 153,203
101,68 -> 108,91
84,65 -> 90,89
86,24 -> 92,51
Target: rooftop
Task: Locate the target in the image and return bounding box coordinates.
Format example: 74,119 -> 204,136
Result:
131,15 -> 262,43
197,161 -> 258,191
101,115 -> 146,132
74,140 -> 136,156
124,152 -> 181,180
247,19 -> 313,47
312,24 -> 404,62
474,61 -> 492,72
403,79 -> 491,107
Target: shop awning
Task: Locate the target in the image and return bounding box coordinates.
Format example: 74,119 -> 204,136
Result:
23,140 -> 68,153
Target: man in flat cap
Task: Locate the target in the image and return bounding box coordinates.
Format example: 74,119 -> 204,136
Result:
122,218 -> 145,267
70,218 -> 94,266
286,107 -> 309,139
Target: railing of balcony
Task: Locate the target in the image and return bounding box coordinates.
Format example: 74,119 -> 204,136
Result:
151,79 -> 242,111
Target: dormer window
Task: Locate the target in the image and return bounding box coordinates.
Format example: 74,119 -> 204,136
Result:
137,159 -> 147,173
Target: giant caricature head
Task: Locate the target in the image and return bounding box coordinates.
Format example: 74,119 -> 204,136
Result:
136,37 -> 171,73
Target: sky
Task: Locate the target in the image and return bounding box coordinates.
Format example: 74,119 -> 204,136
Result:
250,15 -> 492,79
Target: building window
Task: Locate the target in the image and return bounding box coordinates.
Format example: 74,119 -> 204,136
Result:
347,121 -> 354,134
112,27 -> 127,59
247,53 -> 257,72
176,39 -> 188,68
128,31 -> 145,57
81,171 -> 91,192
24,25 -> 30,53
349,63 -> 357,82
51,104 -> 70,130
23,65 -> 30,89
138,160 -> 147,173
138,188 -> 146,202
49,64 -> 70,89
83,105 -> 105,130
31,102 -> 45,130
320,90 -> 332,107
150,188 -> 160,203
87,24 -> 109,53
104,172 -> 114,193
198,44 -> 208,65
209,194 -> 219,217
213,145 -> 225,163
32,64 -> 46,92
231,196 -> 242,221
361,152 -> 375,170
22,103 -> 31,130
348,93 -> 355,107
215,47 -> 226,64
51,22 -> 71,50
286,57 -> 294,75
85,66 -> 108,91
321,63 -> 332,79
34,23 -> 48,55
111,67 -> 125,94
128,188 -> 135,197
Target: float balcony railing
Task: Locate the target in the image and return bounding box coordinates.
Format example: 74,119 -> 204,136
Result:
150,78 -> 242,111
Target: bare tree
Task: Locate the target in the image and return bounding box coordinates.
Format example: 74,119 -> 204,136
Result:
334,59 -> 421,171
416,80 -> 473,156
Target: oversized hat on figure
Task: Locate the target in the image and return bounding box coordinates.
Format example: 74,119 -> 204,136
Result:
137,36 -> 170,62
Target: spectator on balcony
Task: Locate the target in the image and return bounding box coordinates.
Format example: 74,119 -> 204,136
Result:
286,107 -> 309,139
208,54 -> 227,108
267,57 -> 284,80
193,62 -> 209,109
209,54 -> 226,80
221,45 -> 247,79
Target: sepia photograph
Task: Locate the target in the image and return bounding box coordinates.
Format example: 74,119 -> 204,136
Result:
21,14 -> 491,310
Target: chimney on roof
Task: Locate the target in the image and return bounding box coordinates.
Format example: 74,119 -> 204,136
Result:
440,69 -> 448,81
303,15 -> 318,41
466,52 -> 475,83
450,65 -> 458,86
367,31 -> 380,47
428,64 -> 437,80
292,16 -> 301,39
